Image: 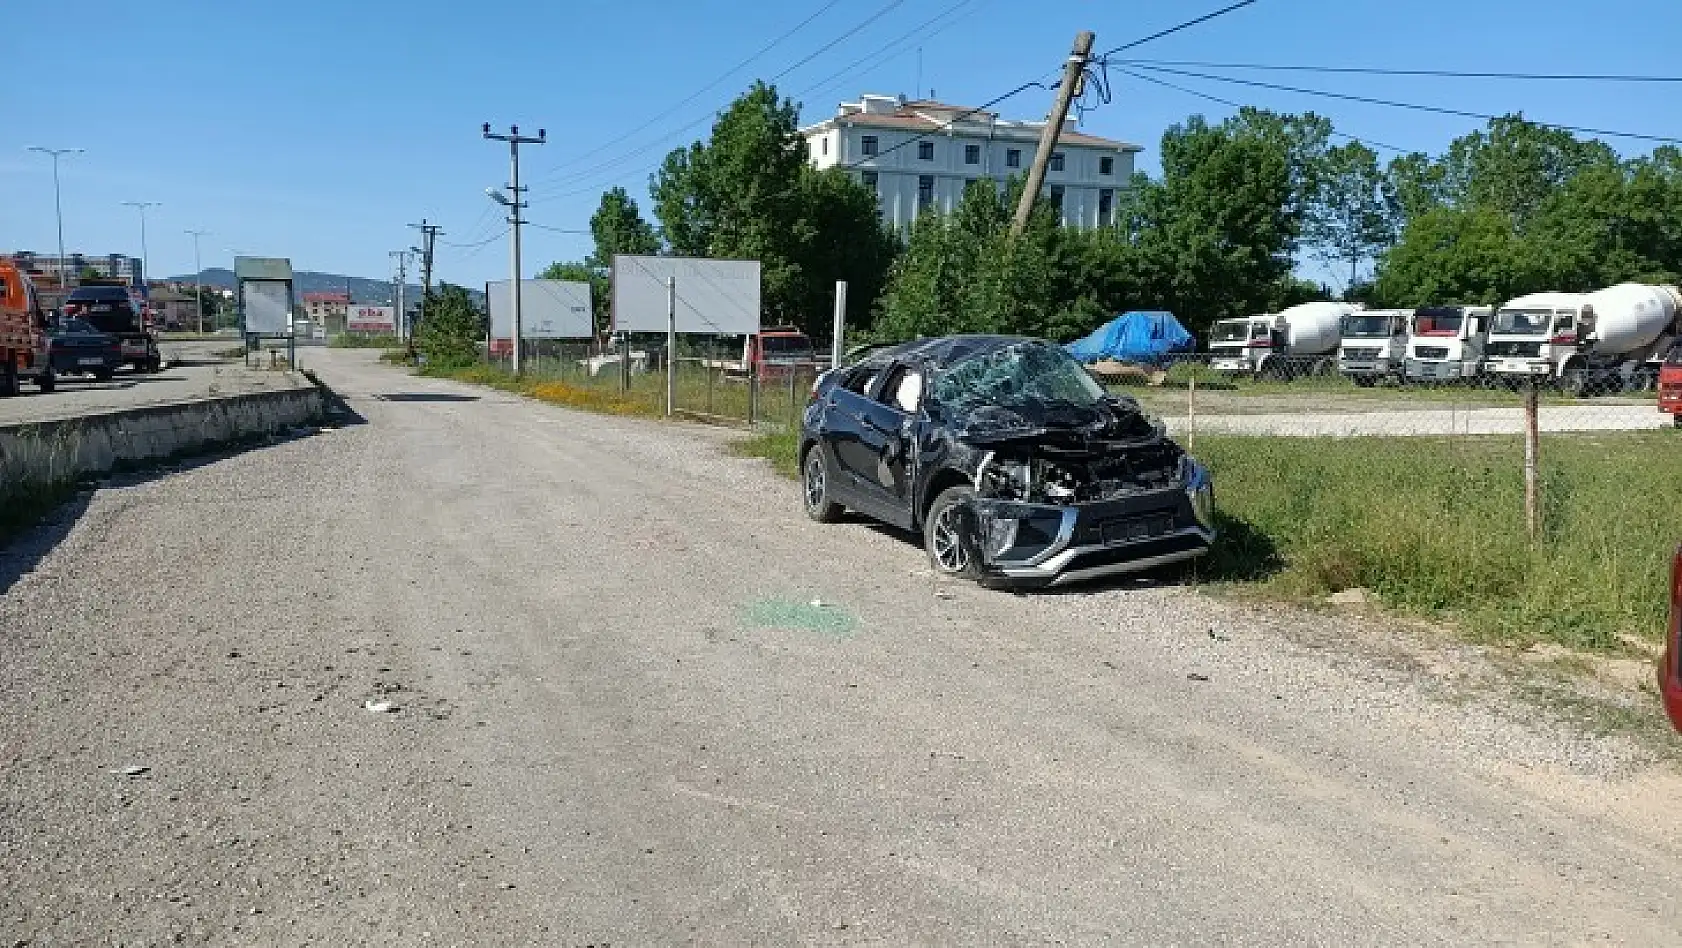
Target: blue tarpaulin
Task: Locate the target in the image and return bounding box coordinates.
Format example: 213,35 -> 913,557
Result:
1064,311 -> 1194,365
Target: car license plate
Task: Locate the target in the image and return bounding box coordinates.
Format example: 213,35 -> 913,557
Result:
122,343 -> 145,355
89,304 -> 113,313
78,357 -> 105,366
1101,515 -> 1171,546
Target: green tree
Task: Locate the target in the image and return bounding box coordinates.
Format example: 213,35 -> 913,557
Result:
649,81 -> 896,335
414,284 -> 485,369
1372,206 -> 1533,306
1303,142 -> 1398,289
586,187 -> 659,270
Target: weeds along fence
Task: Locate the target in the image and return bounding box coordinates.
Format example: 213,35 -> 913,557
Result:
1103,357 -> 1677,649
466,336 -> 825,431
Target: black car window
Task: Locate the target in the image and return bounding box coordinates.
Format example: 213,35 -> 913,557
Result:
841,364 -> 880,395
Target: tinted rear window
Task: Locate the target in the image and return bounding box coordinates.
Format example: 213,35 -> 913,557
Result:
68,287 -> 132,301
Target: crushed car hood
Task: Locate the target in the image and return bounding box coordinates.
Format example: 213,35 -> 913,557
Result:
948,396 -> 1162,450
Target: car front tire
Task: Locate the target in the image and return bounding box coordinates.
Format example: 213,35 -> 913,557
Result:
925,485 -> 984,581
802,445 -> 844,523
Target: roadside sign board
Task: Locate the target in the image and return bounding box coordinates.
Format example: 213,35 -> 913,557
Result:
487,279 -> 593,338
611,255 -> 760,335
347,305 -> 396,332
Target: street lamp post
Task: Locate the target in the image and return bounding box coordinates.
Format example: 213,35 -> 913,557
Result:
184,229 -> 210,334
121,200 -> 159,291
26,146 -> 84,290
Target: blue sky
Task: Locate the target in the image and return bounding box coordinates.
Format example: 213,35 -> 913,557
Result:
3,0 -> 1678,291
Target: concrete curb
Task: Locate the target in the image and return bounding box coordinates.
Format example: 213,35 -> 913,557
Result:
0,386 -> 326,494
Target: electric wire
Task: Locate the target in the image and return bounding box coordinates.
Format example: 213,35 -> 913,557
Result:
1118,58 -> 1682,84
1118,66 -> 1411,154
1128,63 -> 1682,145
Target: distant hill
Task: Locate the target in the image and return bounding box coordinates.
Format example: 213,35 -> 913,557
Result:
167,268 -> 467,305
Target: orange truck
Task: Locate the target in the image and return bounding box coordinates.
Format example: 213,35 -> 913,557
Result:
0,260 -> 55,396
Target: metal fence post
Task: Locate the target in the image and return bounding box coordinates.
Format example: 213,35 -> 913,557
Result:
664,277 -> 676,418
1187,373 -> 1196,451
787,369 -> 797,429
1524,379 -> 1540,543
749,365 -> 758,427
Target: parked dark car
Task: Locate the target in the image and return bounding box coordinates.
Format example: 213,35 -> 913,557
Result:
1658,545 -> 1682,732
60,286 -> 161,373
800,335 -> 1215,587
47,317 -> 123,381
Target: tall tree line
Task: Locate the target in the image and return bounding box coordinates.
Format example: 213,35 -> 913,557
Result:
546,81 -> 1682,344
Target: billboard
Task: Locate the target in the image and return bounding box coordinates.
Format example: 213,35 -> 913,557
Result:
347,305 -> 396,332
612,255 -> 760,335
242,279 -> 292,335
487,279 -> 594,339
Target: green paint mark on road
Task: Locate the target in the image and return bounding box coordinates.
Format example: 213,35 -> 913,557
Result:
743,598 -> 858,637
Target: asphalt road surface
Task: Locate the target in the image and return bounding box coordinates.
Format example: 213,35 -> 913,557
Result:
4,348 -> 1681,945
0,342 -> 310,426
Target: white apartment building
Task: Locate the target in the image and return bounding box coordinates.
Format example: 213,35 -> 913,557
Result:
801,94 -> 1141,232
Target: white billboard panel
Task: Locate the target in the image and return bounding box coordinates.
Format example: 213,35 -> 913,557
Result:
347,305 -> 396,332
612,255 -> 760,335
242,279 -> 292,335
487,280 -> 594,339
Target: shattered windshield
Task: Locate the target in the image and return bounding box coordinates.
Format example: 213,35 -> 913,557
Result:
931,342 -> 1106,413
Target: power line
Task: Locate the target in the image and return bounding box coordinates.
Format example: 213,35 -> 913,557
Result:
525,222 -> 592,234
1130,63 -> 1682,145
1118,66 -> 1411,154
440,230 -> 507,249
791,0 -> 981,104
1119,58 -> 1682,84
1094,0 -> 1260,59
528,0 -> 907,195
529,0 -> 846,183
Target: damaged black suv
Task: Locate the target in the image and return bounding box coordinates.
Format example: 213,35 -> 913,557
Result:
800,335 -> 1215,587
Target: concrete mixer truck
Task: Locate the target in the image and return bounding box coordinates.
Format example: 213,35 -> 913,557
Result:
1484,284 -> 1681,395
1338,309 -> 1411,387
1404,305 -> 1493,383
1208,301 -> 1352,381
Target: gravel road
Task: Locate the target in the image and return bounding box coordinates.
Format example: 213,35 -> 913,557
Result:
4,347 -> 1681,945
0,342 -> 311,426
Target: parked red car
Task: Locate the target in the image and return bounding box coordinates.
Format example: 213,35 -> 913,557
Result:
1659,546 -> 1682,732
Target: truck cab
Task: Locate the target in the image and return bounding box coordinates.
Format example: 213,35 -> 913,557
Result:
1485,293 -> 1586,389
1208,316 -> 1274,376
1659,345 -> 1682,427
1405,305 -> 1491,383
745,326 -> 816,380
1338,309 -> 1409,387
0,261 -> 56,395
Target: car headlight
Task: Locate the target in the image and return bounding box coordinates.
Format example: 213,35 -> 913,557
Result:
1180,456 -> 1215,529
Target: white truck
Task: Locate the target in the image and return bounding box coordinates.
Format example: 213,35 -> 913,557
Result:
1208,302 -> 1351,380
1484,284 -> 1681,394
1337,308 -> 1410,387
1404,305 -> 1492,383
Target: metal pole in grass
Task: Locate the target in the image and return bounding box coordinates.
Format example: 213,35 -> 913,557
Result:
831,281 -> 847,369
1187,372 -> 1196,451
1524,378 -> 1541,543
788,368 -> 797,429
665,277 -> 676,418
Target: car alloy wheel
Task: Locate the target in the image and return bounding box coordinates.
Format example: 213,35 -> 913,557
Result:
930,503 -> 969,574
802,447 -> 842,523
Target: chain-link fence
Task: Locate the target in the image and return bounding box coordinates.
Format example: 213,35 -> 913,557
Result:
1101,351 -> 1681,648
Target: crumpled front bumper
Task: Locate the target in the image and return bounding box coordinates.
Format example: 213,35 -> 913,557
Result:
962,463 -> 1216,587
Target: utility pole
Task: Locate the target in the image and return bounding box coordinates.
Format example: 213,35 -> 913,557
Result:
409,220 -> 442,334
27,146 -> 84,289
121,201 -> 159,290
1010,31 -> 1094,238
184,229 -> 210,334
482,123 -> 545,376
390,251 -> 410,341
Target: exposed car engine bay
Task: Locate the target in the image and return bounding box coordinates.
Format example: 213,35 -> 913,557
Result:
973,441 -> 1185,505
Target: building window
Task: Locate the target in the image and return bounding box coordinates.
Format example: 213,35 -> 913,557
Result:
861,171 -> 878,192
1049,152 -> 1065,172
1099,156 -> 1114,175
821,137 -> 829,156
918,141 -> 935,161
918,175 -> 935,211
861,135 -> 878,156
1049,185 -> 1064,211
1005,148 -> 1021,168
964,144 -> 980,165
1098,188 -> 1114,226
